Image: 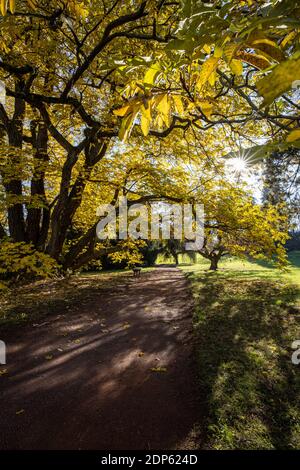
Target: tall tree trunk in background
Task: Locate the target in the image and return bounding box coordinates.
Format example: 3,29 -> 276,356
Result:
209,255 -> 220,271
26,121 -> 49,248
5,80 -> 26,242
0,222 -> 6,239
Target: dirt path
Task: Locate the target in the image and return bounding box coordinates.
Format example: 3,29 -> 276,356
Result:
0,267 -> 200,450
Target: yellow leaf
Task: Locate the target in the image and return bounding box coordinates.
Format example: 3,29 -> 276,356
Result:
172,95 -> 184,115
70,1 -> 89,18
214,45 -> 223,58
197,99 -> 214,118
1,0 -> 7,15
208,70 -> 216,87
9,0 -> 15,14
150,367 -> 167,373
27,0 -> 37,10
154,114 -> 164,129
141,111 -> 151,136
202,44 -> 211,54
281,30 -> 298,49
16,409 -> 25,415
144,63 -> 161,86
156,94 -> 170,116
113,105 -> 131,117
195,57 -> 219,92
118,109 -> 138,141
156,94 -> 171,127
223,42 -> 240,64
286,129 -> 300,142
230,59 -> 243,76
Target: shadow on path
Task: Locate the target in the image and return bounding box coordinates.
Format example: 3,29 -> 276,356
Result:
0,268 -> 200,450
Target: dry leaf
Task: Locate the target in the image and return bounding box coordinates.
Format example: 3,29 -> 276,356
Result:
150,367 -> 167,373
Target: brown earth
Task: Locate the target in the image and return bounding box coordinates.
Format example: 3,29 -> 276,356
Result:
0,267 -> 201,450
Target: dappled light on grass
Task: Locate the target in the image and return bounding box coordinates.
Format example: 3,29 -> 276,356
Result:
182,257 -> 300,449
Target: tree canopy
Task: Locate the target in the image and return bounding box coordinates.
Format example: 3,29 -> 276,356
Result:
0,0 -> 298,285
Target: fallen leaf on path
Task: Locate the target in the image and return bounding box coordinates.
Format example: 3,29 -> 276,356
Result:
33,321 -> 49,327
150,367 -> 167,373
16,409 -> 25,415
122,322 -> 130,330
72,339 -> 81,344
138,352 -> 145,357
45,355 -> 53,360
101,329 -> 109,334
0,369 -> 8,376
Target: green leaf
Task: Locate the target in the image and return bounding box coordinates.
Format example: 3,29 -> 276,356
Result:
256,57 -> 300,106
165,38 -> 195,53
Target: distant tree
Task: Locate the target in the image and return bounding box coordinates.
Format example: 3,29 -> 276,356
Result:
263,149 -> 300,228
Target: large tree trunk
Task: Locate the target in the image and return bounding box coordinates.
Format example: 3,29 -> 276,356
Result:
173,251 -> 179,265
209,256 -> 219,271
26,121 -> 49,247
46,139 -> 108,261
5,80 -> 26,242
0,222 -> 6,239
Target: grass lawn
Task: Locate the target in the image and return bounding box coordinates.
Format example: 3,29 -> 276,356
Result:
181,252 -> 300,449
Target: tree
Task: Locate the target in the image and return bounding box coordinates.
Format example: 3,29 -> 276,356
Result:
196,184 -> 289,270
263,149 -> 300,227
0,0 -> 293,284
198,234 -> 227,271
0,0 -> 180,274
114,0 -> 300,150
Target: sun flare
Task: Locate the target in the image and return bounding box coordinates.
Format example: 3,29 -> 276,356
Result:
229,156 -> 248,173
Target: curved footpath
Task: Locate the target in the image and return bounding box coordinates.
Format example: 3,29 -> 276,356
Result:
0,267 -> 201,450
